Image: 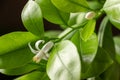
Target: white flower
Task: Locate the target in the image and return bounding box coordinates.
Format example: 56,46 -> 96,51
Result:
28,40 -> 54,63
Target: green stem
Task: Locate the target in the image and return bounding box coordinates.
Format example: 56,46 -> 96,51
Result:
54,28 -> 74,43
95,9 -> 105,19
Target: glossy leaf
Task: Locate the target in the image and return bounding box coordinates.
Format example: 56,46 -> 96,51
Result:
95,77 -> 103,80
0,47 -> 34,69
88,1 -> 103,10
0,32 -> 39,55
68,12 -> 87,28
15,71 -> 50,80
0,60 -> 47,75
80,19 -> 96,41
71,31 -> 98,64
87,77 -> 103,80
21,0 -> 44,37
114,36 -> 120,64
71,30 -> 81,50
100,63 -> 120,80
103,0 -> 120,30
58,28 -> 77,40
80,33 -> 98,64
81,47 -> 113,79
44,30 -> 61,38
71,31 -> 98,76
51,0 -> 90,13
0,63 -> 40,75
0,32 -> 39,69
98,17 -> 115,60
35,0 -> 69,25
47,40 -> 81,80
87,77 -> 95,80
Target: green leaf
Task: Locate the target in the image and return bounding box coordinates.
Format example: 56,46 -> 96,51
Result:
15,71 -> 50,80
103,0 -> 120,30
35,0 -> 70,25
87,77 -> 103,80
98,16 -> 115,60
80,19 -> 96,41
81,47 -> 113,79
71,31 -> 98,64
0,60 -> 47,75
68,12 -> 88,27
114,36 -> 120,64
80,33 -> 98,65
0,32 -> 39,69
0,32 -> 38,55
51,0 -> 90,13
100,63 -> 120,80
47,40 -> 81,80
44,30 -> 61,38
21,0 -> 44,37
0,47 -> 34,69
71,30 -> 81,50
87,1 -> 103,10
58,28 -> 77,40
71,31 -> 98,76
0,63 -> 39,75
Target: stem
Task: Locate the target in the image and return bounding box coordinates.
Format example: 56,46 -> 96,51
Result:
54,28 -> 74,43
95,9 -> 105,19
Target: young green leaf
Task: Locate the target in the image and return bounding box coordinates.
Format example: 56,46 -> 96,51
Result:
47,40 -> 81,80
103,0 -> 120,30
51,0 -> 90,13
15,71 -> 50,80
21,0 -> 44,37
35,0 -> 70,25
0,32 -> 39,55
80,19 -> 96,41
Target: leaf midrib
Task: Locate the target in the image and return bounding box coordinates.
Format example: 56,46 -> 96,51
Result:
69,0 -> 91,10
56,49 -> 74,80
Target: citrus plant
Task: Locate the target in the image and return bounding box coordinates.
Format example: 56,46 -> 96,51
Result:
0,0 -> 120,80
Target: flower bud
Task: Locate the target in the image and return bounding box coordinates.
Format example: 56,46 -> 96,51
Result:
85,11 -> 96,20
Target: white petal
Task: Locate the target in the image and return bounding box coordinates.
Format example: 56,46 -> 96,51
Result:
33,50 -> 45,63
42,41 -> 54,53
35,40 -> 45,50
28,42 -> 37,54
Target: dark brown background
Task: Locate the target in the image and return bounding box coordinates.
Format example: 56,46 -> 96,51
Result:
0,0 -> 60,36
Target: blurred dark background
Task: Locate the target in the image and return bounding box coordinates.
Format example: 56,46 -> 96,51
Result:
0,0 -> 27,36
0,1 -> 26,80
0,0 -> 60,36
0,0 -> 120,80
